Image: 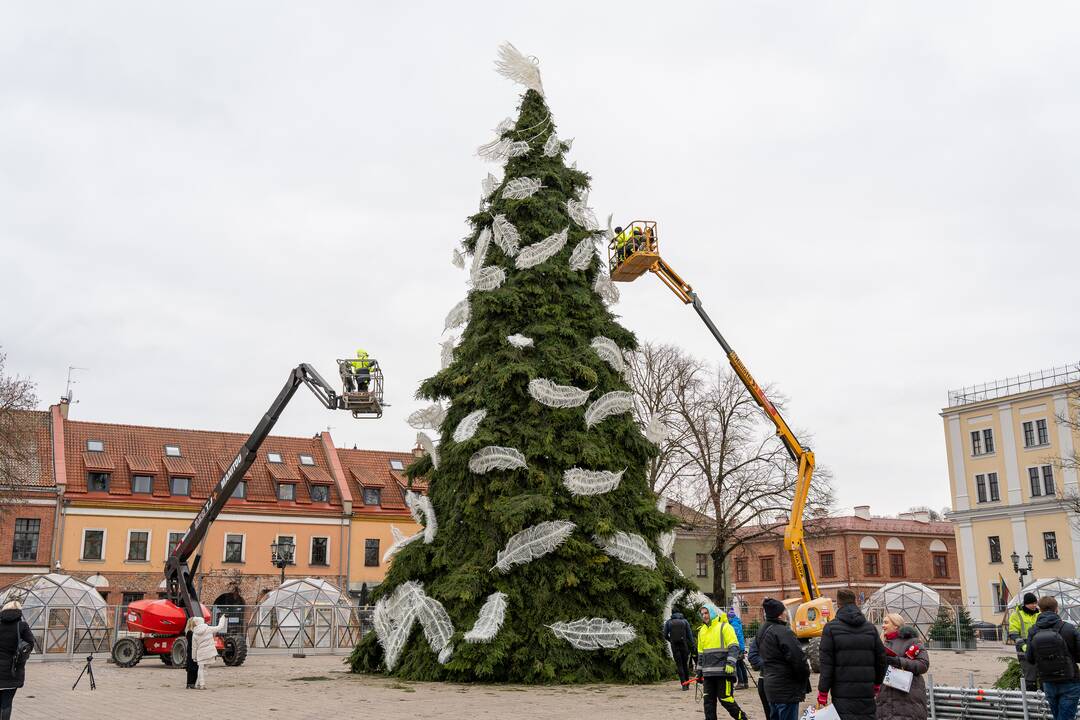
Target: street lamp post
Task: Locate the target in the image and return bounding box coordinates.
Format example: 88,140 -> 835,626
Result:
1011,549 -> 1035,588
270,540 -> 295,586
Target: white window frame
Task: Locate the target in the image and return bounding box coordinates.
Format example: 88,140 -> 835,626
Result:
164,445 -> 181,457
223,532 -> 246,563
1036,418 -> 1050,446
309,536 -> 331,566
298,454 -> 315,466
80,528 -> 107,561
389,459 -> 405,471
165,530 -> 186,561
274,534 -> 297,565
267,452 -> 283,464
125,529 -> 152,563
86,439 -> 105,452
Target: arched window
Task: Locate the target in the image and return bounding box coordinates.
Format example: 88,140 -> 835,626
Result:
859,536 -> 879,550
886,537 -> 905,551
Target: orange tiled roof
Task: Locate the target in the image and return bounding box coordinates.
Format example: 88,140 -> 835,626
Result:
336,448 -> 424,513
10,410 -> 56,488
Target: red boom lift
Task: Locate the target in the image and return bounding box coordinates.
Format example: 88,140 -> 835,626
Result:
110,361 -> 383,667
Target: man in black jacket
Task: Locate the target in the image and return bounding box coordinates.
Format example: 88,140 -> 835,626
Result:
1026,596 -> 1080,720
818,589 -> 887,720
757,598 -> 810,720
664,611 -> 693,690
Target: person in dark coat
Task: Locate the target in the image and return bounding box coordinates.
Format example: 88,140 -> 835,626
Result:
1026,596 -> 1080,720
818,588 -> 887,720
185,626 -> 198,689
747,635 -> 770,719
758,598 -> 810,720
664,611 -> 694,690
876,614 -> 930,720
0,600 -> 36,720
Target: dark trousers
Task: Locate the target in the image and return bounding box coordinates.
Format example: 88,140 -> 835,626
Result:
703,676 -> 747,720
1019,656 -> 1039,690
769,702 -> 800,720
185,631 -> 198,687
735,657 -> 748,685
672,643 -> 690,686
0,689 -> 16,720
757,678 -> 770,718
1043,680 -> 1080,720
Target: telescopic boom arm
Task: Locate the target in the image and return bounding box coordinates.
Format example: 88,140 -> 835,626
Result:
163,363 -> 346,619
648,257 -> 821,605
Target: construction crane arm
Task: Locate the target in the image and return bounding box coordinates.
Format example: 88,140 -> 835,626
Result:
648,258 -> 821,605
164,363 -> 344,618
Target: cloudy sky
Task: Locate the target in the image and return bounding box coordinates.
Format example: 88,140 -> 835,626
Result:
3,2 -> 1079,514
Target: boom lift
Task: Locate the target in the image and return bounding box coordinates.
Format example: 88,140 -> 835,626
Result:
610,222 -> 832,668
111,361 -> 381,668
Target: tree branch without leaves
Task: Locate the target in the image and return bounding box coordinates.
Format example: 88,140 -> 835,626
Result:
0,351 -> 40,501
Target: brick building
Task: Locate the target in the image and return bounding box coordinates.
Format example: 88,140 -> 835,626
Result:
729,505 -> 960,621
0,409 -> 59,584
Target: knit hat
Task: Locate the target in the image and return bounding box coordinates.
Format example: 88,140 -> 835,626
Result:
1024,593 -> 1038,606
763,598 -> 786,619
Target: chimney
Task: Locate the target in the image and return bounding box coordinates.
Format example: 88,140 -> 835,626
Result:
412,442 -> 425,458
853,505 -> 871,521
898,512 -> 914,521
914,511 -> 931,523
59,397 -> 70,419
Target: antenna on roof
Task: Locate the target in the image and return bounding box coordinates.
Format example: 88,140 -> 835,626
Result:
63,366 -> 88,405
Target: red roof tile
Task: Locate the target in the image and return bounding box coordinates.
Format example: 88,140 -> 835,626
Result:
83,452 -> 115,471
162,456 -> 196,476
125,455 -> 158,474
267,463 -> 301,482
336,448 -> 423,514
300,466 -> 333,485
4,410 -> 56,489
349,467 -> 385,488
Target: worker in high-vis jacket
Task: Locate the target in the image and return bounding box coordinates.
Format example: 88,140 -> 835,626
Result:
1009,592 -> 1042,688
350,349 -> 372,392
697,604 -> 748,720
614,226 -> 629,262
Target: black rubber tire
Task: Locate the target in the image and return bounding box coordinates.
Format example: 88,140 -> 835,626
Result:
170,637 -> 188,667
112,637 -> 144,668
221,634 -> 248,667
160,654 -> 173,666
806,636 -> 822,674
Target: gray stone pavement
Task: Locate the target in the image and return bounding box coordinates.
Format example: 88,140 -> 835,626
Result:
14,647 -> 1010,719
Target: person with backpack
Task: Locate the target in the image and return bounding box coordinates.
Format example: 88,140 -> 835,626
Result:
818,588 -> 888,720
757,598 -> 811,720
0,600 -> 36,720
1026,596 -> 1080,720
664,610 -> 693,690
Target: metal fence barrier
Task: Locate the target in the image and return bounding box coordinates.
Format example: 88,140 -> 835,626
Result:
927,675 -> 1053,720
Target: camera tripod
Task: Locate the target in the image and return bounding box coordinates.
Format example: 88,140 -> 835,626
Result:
72,654 -> 96,691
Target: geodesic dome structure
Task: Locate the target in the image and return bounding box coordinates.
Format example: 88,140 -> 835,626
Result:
249,577 -> 360,650
861,582 -> 947,639
0,573 -> 109,655
1005,578 -> 1080,625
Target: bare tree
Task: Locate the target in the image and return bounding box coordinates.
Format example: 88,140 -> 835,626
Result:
0,351 -> 40,500
627,342 -> 706,500
1054,380 -> 1080,528
670,367 -> 834,603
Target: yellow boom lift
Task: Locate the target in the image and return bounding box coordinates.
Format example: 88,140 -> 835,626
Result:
610,221 -> 832,668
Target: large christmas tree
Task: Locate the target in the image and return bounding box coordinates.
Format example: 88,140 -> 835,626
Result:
350,43 -> 698,684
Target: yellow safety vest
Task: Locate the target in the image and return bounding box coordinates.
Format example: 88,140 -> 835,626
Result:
351,350 -> 370,372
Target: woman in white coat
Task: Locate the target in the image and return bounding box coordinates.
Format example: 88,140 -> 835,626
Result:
185,616 -> 229,689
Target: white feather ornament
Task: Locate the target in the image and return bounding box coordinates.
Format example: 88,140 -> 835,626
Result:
593,271 -> 620,305
405,490 -> 438,544
568,236 -> 596,271
566,199 -> 599,231
452,409 -> 487,443
645,417 -> 670,445
506,333 -> 535,348
471,227 -> 492,275
656,496 -> 669,514
440,337 -> 456,370
501,177 -> 543,200
543,133 -> 561,157
415,594 -> 455,662
494,42 -> 544,95
416,432 -> 439,470
584,391 -> 634,428
564,138 -> 574,152
528,378 -> 592,408
452,248 -> 465,269
463,592 -> 508,643
495,117 -> 515,134
469,446 -> 528,474
382,525 -> 423,563
590,336 -> 624,372
470,265 -> 506,292
561,467 -> 624,496
373,582 -> 423,670
515,227 -> 569,269
444,299 -> 470,332
477,137 -> 530,161
407,403 -> 447,430
547,618 -> 636,650
482,172 -> 499,197
593,532 -> 657,569
658,530 -> 676,557
492,215 -> 521,257
492,520 -> 575,573
661,590 -> 686,659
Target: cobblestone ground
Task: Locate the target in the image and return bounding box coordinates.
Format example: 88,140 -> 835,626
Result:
16,647 -> 1011,720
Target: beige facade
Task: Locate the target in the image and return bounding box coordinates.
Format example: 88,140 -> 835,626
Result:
943,364 -> 1080,623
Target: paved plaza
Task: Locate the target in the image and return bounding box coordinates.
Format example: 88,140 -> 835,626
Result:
16,648 -> 1012,720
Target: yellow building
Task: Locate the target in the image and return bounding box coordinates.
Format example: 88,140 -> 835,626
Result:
943,364 -> 1080,622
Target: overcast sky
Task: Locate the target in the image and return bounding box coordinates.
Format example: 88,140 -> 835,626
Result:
3,2 -> 1079,515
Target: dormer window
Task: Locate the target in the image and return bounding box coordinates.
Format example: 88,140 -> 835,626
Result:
267,452 -> 283,464
164,445 -> 181,457
389,459 -> 405,471
299,454 -> 315,466
86,440 -> 105,452
278,483 -> 296,501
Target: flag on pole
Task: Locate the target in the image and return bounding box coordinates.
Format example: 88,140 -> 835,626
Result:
998,573 -> 1011,607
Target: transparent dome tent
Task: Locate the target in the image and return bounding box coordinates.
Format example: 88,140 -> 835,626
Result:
1005,578 -> 1080,625
861,581 -> 946,639
0,573 -> 110,656
249,578 -> 361,651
